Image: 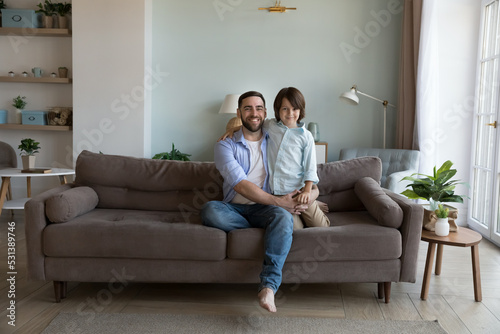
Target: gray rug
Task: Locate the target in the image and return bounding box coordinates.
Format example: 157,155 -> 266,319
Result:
42,312 -> 447,334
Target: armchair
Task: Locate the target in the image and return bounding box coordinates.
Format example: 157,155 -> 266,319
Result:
339,148 -> 420,195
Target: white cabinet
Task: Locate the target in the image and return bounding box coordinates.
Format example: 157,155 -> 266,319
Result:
315,142 -> 328,164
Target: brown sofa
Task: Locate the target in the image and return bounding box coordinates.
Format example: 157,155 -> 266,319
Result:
25,150 -> 423,303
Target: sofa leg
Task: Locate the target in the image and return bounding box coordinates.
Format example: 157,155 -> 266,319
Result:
53,281 -> 66,303
377,283 -> 384,299
384,282 -> 391,303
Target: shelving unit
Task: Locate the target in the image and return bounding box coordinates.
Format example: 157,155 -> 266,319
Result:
0,124 -> 71,132
0,27 -> 71,37
0,76 -> 72,84
0,26 -> 72,133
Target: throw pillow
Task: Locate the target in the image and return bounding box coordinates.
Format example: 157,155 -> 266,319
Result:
46,186 -> 99,223
354,177 -> 403,228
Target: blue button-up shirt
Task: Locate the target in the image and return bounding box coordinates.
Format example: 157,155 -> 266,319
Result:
214,129 -> 270,203
266,119 -> 318,195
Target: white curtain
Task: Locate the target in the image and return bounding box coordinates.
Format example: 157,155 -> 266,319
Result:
414,0 -> 440,175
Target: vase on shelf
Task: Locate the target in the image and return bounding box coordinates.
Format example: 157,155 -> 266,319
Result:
58,16 -> 68,29
44,15 -> 53,29
15,109 -> 23,124
58,67 -> 68,78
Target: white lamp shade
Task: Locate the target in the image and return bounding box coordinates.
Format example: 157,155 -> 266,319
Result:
219,94 -> 240,114
339,88 -> 359,105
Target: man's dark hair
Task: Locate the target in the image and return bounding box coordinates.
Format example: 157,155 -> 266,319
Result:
273,87 -> 306,122
238,91 -> 266,109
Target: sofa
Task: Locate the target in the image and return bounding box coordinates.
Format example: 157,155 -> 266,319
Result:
25,150 -> 423,303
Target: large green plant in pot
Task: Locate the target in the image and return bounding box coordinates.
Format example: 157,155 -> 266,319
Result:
401,160 -> 468,205
401,160 -> 468,231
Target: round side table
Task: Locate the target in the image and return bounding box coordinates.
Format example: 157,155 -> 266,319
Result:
420,227 -> 482,302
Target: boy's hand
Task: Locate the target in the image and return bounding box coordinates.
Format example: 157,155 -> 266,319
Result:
217,126 -> 242,142
295,191 -> 311,204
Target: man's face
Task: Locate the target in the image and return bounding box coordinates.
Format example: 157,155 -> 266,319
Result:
237,96 -> 267,133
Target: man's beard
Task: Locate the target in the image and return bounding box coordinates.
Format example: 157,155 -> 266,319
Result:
241,116 -> 264,133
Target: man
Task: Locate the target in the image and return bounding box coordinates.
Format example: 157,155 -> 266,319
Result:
201,91 -> 319,312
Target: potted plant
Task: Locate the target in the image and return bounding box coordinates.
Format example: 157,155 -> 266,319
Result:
55,2 -> 71,29
152,143 -> 191,161
401,160 -> 468,231
434,204 -> 450,236
18,138 -> 41,170
12,95 -> 27,124
36,0 -> 57,29
58,66 -> 68,78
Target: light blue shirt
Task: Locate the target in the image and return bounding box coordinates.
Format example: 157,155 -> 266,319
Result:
265,119 -> 318,195
214,129 -> 270,202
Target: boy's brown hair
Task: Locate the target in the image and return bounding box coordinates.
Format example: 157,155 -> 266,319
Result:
273,87 -> 306,122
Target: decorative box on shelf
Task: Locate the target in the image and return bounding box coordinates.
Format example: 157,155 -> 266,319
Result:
0,110 -> 7,124
22,110 -> 48,125
1,9 -> 42,28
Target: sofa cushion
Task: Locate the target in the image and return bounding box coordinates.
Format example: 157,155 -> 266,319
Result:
354,177 -> 403,228
46,186 -> 99,223
227,222 -> 401,262
43,209 -> 227,261
74,150 -> 224,211
316,157 -> 382,211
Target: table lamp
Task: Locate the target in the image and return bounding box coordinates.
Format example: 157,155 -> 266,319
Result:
219,94 -> 242,131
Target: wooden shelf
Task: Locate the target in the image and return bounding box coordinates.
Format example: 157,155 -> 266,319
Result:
0,124 -> 72,131
0,27 -> 71,37
0,76 -> 72,84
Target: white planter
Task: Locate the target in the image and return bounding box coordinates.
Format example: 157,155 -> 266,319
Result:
435,217 -> 450,236
16,109 -> 22,124
21,155 -> 36,170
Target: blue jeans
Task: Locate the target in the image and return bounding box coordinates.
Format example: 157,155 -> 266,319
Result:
201,201 -> 294,294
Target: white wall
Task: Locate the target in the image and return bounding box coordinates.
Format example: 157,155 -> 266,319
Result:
151,0 -> 403,161
72,0 -> 148,159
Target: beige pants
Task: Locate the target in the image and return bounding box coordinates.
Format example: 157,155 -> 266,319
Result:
293,200 -> 330,230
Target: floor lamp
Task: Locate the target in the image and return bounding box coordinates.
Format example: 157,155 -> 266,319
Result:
339,85 -> 396,149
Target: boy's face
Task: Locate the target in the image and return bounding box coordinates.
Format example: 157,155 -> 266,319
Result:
279,98 -> 300,129
237,96 -> 267,133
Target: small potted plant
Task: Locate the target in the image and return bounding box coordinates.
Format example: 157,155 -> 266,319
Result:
58,66 -> 68,78
18,138 -> 41,170
434,204 -> 450,236
36,0 -> 57,29
152,143 -> 191,161
55,2 -> 71,29
12,95 -> 27,124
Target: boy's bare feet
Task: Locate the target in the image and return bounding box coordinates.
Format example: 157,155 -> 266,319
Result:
258,288 -> 276,312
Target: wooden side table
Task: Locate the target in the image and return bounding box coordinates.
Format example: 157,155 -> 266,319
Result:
420,228 -> 482,302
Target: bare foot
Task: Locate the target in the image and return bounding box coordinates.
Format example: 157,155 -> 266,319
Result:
258,288 -> 276,313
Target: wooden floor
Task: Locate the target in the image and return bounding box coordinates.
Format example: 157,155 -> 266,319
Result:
1,212 -> 500,334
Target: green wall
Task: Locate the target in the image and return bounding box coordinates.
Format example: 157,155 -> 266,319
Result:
152,0 -> 402,161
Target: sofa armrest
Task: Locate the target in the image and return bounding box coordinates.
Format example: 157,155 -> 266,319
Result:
25,184 -> 74,281
384,189 -> 423,283
385,170 -> 418,195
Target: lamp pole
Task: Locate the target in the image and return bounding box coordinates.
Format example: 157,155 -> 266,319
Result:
354,90 -> 395,149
